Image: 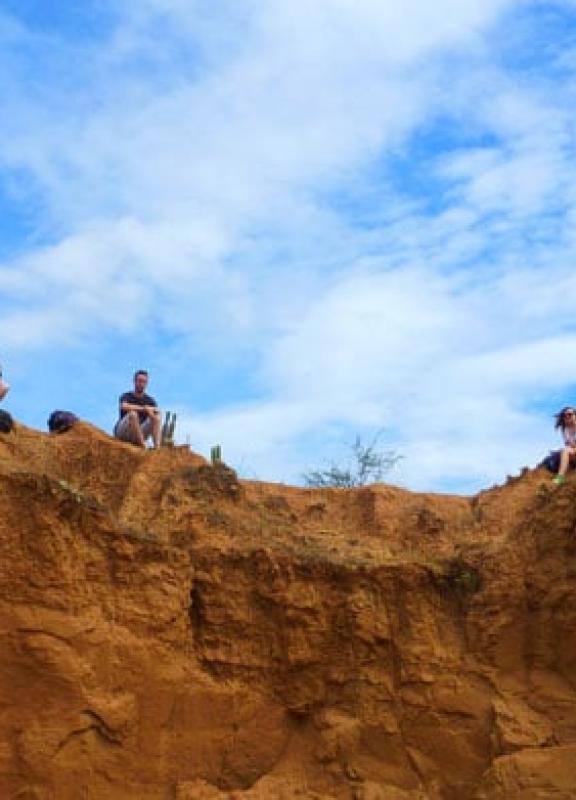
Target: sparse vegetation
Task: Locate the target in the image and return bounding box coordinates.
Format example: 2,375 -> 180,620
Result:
303,430 -> 401,488
161,411 -> 177,447
433,557 -> 482,599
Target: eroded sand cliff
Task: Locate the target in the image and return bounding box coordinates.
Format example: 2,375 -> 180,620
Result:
1,423 -> 576,799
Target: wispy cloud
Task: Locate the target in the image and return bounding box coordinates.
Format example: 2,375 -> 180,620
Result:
1,0 -> 575,491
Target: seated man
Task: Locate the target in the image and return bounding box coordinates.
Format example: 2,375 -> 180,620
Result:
114,369 -> 161,448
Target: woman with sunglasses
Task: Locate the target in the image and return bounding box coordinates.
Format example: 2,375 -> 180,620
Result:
553,407 -> 576,485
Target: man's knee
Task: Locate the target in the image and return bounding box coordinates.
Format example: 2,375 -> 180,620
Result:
115,413 -> 140,442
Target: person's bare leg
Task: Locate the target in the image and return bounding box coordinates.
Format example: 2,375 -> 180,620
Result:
128,411 -> 145,447
559,447 -> 571,476
151,411 -> 161,448
554,447 -> 572,484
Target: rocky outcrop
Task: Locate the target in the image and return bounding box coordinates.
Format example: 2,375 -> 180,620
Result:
1,423 -> 575,799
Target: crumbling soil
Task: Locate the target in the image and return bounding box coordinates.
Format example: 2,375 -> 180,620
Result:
1,422 -> 576,799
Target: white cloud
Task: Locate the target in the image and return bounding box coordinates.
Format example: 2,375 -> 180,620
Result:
1,0 -> 521,345
173,253 -> 576,489
1,0 -> 576,491
0,0 -> 519,226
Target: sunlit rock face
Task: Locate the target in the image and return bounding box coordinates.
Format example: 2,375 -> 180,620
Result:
1,422 -> 576,800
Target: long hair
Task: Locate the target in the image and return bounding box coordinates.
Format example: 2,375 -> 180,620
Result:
555,407 -> 575,430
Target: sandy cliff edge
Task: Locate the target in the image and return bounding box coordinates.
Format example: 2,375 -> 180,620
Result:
1,422 -> 576,799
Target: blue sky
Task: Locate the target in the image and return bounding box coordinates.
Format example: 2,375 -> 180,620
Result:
1,0 -> 576,493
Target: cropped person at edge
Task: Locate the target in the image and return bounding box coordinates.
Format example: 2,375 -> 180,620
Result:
0,365 -> 10,402
553,406 -> 576,485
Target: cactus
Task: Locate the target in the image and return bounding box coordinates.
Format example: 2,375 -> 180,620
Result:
161,411 -> 177,447
210,444 -> 222,464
